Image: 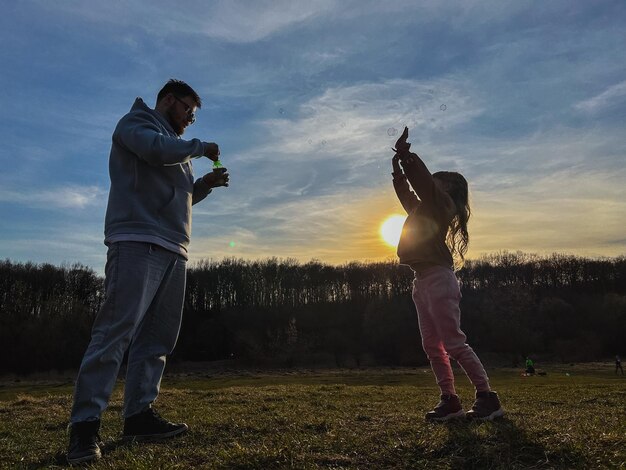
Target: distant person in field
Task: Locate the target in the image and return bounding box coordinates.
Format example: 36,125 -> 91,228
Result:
616,355 -> 624,375
391,127 -> 503,422
67,79 -> 229,465
525,357 -> 535,375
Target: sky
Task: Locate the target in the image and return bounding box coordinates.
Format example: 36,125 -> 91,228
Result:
0,0 -> 625,273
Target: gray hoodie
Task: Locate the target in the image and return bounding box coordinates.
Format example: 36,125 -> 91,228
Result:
104,98 -> 212,258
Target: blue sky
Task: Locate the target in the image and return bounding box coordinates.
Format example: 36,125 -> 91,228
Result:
1,0 -> 625,272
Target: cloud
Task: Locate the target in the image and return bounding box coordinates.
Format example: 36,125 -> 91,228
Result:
0,227 -> 106,271
190,187 -> 402,264
191,77 -> 486,229
469,152 -> 626,258
250,77 -> 483,164
0,185 -> 106,210
574,80 -> 626,114
193,0 -> 336,43
34,0 -> 336,44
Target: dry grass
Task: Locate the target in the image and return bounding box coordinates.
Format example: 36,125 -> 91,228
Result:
0,364 -> 624,469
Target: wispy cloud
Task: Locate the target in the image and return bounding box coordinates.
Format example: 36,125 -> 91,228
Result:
34,0 -> 336,44
251,78 -> 483,164
574,80 -> 626,113
0,185 -> 107,210
190,188 -> 401,264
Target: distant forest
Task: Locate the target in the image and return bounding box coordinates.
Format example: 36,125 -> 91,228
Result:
1,252 -> 625,374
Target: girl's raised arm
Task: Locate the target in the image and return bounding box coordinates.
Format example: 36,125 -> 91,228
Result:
392,154 -> 419,213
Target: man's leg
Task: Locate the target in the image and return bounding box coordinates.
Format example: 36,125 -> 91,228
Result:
68,242 -> 166,463
123,246 -> 186,419
71,242 -> 169,421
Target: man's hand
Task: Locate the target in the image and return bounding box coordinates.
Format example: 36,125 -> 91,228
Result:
203,142 -> 220,161
202,168 -> 229,188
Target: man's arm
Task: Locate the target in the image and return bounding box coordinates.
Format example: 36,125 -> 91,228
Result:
192,169 -> 230,205
192,179 -> 212,205
114,112 -> 209,166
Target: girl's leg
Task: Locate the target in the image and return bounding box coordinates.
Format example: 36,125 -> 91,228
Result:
413,277 -> 456,396
423,268 -> 491,393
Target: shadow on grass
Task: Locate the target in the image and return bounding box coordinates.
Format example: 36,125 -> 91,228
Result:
413,417 -> 589,470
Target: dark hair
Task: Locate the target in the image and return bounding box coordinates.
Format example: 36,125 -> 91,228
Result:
157,79 -> 202,108
433,171 -> 470,269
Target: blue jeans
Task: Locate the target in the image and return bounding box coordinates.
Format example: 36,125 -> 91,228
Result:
71,241 -> 186,422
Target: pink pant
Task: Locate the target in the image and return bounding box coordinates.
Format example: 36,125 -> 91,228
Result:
412,266 -> 490,395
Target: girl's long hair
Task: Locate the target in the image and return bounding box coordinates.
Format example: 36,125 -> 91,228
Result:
433,171 -> 470,270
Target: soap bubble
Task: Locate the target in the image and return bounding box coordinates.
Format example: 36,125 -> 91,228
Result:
340,122 -> 346,128
440,104 -> 447,111
387,127 -> 398,136
278,108 -> 285,115
229,241 -> 236,248
321,140 -> 327,145
308,139 -> 313,144
428,89 -> 434,94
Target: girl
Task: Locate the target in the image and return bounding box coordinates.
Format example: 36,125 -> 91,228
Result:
391,127 -> 503,421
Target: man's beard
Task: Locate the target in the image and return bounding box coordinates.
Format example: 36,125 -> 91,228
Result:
165,107 -> 185,136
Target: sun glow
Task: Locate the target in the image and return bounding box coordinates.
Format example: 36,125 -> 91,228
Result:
380,214 -> 406,247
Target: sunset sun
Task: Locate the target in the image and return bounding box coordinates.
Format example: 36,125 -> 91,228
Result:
380,215 -> 406,247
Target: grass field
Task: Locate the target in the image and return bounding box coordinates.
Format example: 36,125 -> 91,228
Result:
0,363 -> 624,469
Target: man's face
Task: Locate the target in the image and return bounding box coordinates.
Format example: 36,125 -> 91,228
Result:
165,94 -> 197,136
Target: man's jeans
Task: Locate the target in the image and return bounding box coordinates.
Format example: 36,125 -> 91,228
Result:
71,241 -> 186,423
412,266 -> 490,396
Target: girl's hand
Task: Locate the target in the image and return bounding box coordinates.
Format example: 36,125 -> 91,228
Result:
401,153 -> 418,166
392,154 -> 402,174
392,127 -> 411,155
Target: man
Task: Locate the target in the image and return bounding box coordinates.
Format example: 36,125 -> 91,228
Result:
67,79 -> 229,464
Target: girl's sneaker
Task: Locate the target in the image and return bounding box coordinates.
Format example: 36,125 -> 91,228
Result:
425,394 -> 465,421
466,391 -> 505,421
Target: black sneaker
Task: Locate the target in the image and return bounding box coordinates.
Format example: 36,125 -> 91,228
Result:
122,407 -> 188,442
67,419 -> 102,465
466,391 -> 505,421
425,394 -> 465,421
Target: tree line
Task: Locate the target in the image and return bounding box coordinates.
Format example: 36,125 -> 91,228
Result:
1,252 -> 625,374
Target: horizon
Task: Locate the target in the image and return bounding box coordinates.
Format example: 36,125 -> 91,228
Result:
1,1 -> 625,275
2,249 -> 624,276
